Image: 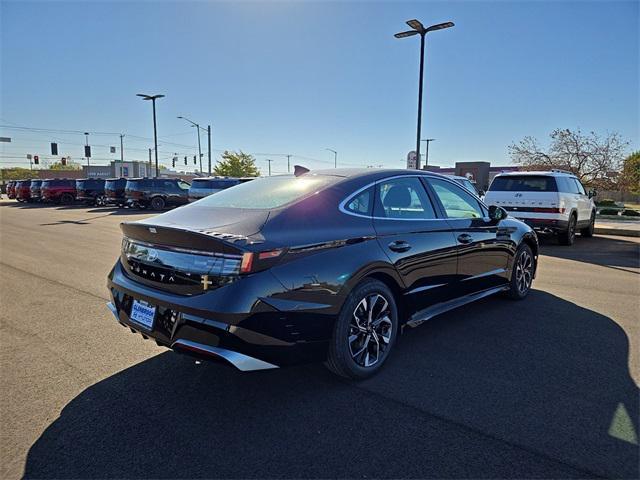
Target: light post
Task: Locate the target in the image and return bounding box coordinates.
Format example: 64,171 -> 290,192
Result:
137,93 -> 165,177
421,138 -> 435,168
84,132 -> 90,169
325,148 -> 337,168
177,116 -> 203,174
395,19 -> 453,170
265,158 -> 273,176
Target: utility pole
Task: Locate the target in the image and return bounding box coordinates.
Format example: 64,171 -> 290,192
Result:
265,158 -> 273,176
120,134 -> 125,162
286,154 -> 291,173
196,126 -> 202,173
207,125 -> 212,176
148,148 -> 152,177
421,138 -> 435,169
325,148 -> 337,168
84,132 -> 90,170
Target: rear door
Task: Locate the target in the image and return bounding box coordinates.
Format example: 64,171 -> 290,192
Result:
426,177 -> 512,296
372,176 -> 458,311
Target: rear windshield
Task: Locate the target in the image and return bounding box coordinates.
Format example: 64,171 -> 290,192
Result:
42,179 -> 75,187
76,179 -> 105,188
489,175 -> 558,192
105,179 -> 126,189
30,180 -> 42,187
191,178 -> 240,189
196,174 -> 338,209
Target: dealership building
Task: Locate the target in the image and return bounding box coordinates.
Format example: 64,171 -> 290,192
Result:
424,161 -> 521,191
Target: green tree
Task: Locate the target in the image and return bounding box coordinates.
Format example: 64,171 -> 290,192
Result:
619,151 -> 640,193
50,161 -> 81,171
213,151 -> 260,177
0,167 -> 34,181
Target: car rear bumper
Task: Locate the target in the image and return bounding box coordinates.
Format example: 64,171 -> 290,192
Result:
515,217 -> 569,233
106,260 -> 332,369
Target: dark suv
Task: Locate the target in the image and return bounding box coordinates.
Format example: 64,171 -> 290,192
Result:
30,179 -> 43,201
104,178 -> 127,207
41,179 -> 77,204
125,178 -> 191,210
15,180 -> 33,202
76,178 -> 106,205
7,181 -> 17,199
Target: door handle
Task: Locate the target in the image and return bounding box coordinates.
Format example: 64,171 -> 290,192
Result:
388,240 -> 412,253
457,233 -> 473,244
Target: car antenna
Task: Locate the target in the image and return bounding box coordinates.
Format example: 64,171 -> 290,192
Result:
294,165 -> 310,177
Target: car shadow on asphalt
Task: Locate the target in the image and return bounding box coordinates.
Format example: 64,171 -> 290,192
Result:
23,291 -> 638,479
539,235 -> 639,272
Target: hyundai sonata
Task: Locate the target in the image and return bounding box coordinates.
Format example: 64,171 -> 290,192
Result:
107,168 -> 538,379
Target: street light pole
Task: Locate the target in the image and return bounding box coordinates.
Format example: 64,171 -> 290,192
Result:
325,148 -> 337,168
120,134 -> 125,162
137,93 -> 165,178
207,125 -> 212,176
395,20 -> 454,170
84,132 -> 90,170
421,138 -> 435,168
178,115 -> 208,174
265,159 -> 273,176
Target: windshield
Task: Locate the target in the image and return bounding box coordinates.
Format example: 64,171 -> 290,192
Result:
489,175 -> 558,192
195,174 -> 338,209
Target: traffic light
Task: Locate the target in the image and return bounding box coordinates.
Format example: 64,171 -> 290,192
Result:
61,157 -> 67,166
51,143 -> 58,155
33,155 -> 39,165
193,155 -> 197,165
184,156 -> 187,165
84,145 -> 91,158
172,158 -> 176,168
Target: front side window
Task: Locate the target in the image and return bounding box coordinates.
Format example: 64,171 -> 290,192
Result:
375,177 -> 435,220
429,178 -> 484,219
573,179 -> 586,195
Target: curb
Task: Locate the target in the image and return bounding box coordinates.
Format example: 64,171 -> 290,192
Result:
594,227 -> 640,238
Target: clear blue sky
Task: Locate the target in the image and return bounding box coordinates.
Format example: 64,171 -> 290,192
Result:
1,0 -> 638,175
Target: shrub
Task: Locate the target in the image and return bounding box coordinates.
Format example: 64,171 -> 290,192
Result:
596,199 -> 617,207
621,209 -> 640,217
598,208 -> 620,216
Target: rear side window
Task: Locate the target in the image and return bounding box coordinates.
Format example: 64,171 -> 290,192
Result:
344,187 -> 373,216
429,178 -> 484,219
375,177 -> 436,220
489,175 -> 558,192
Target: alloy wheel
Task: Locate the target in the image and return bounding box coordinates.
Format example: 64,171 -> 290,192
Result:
349,293 -> 393,368
515,250 -> 533,295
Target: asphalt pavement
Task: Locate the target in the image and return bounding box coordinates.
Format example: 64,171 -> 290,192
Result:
1,200 -> 638,479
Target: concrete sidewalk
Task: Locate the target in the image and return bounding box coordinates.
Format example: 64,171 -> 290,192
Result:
595,218 -> 640,237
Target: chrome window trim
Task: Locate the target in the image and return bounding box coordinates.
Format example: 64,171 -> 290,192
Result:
338,173 -> 490,221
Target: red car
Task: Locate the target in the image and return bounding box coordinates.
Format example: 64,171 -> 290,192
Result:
41,178 -> 77,204
15,180 -> 33,202
6,181 -> 17,199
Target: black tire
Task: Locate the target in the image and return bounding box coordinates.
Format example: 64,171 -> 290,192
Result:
60,193 -> 74,205
558,213 -> 577,246
506,244 -> 535,300
325,278 -> 398,380
580,211 -> 595,237
150,196 -> 166,211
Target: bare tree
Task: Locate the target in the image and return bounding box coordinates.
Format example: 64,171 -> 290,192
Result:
509,128 -> 629,187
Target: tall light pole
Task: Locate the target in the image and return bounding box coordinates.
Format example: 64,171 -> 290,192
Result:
325,148 -> 337,168
178,116 -> 210,175
84,132 -> 90,170
120,134 -> 125,162
421,138 -> 435,168
395,20 -> 453,170
137,93 -> 165,177
265,158 -> 273,176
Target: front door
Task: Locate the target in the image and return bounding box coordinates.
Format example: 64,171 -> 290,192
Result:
372,176 -> 458,312
426,177 -> 512,296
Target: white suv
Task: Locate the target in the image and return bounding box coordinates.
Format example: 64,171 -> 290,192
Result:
484,170 -> 596,245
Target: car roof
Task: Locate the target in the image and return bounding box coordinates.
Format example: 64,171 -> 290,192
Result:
493,170 -> 576,178
309,168 -> 451,182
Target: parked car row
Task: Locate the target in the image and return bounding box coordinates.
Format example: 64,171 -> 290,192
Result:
5,176 -> 254,210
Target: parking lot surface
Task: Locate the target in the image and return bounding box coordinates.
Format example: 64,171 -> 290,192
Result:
1,200 -> 638,479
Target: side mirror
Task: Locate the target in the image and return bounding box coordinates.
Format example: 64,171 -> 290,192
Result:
488,205 -> 507,221
588,189 -> 597,199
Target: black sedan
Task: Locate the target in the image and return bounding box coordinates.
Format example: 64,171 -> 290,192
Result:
107,168 -> 538,379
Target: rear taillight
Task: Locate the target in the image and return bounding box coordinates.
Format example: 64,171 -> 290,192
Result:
240,249 -> 284,274
531,207 -> 565,214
